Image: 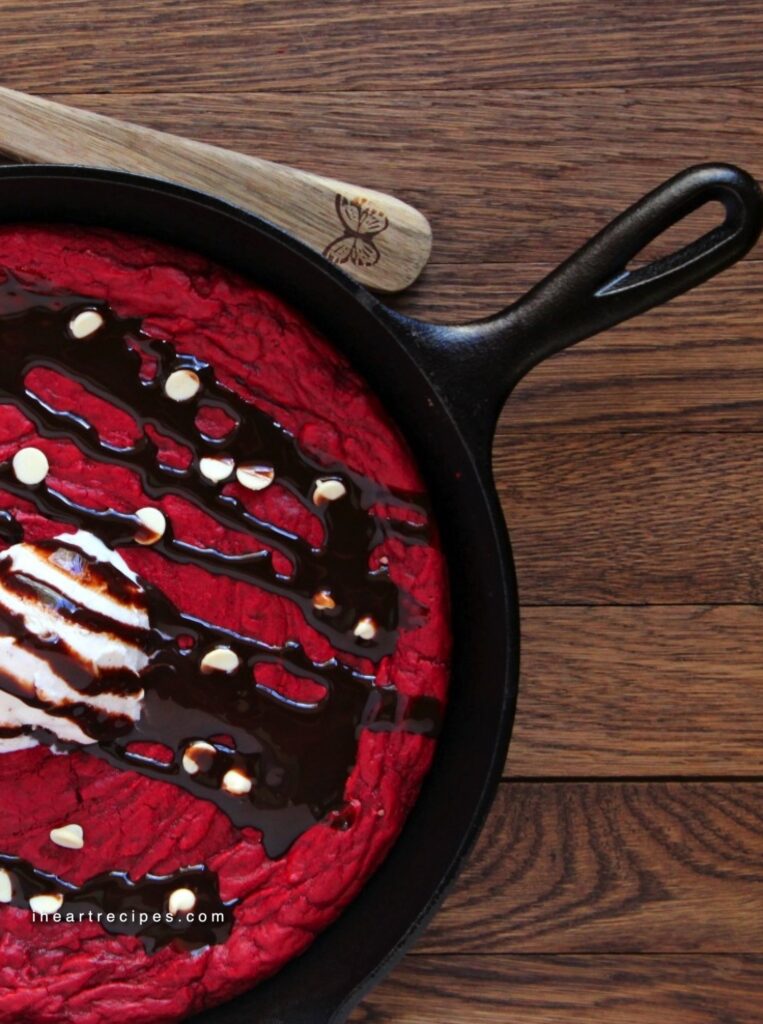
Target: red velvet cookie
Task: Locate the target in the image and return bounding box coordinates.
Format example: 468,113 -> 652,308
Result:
0,225 -> 449,1024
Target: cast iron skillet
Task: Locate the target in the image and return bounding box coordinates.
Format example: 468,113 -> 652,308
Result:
0,162 -> 759,1023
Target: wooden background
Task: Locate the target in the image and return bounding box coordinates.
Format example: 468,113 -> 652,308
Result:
1,1 -> 762,1020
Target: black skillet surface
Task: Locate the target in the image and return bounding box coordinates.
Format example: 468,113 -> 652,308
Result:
0,162 -> 759,1023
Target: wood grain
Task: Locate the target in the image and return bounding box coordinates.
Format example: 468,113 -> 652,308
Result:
351,955 -> 763,1023
419,782 -> 763,953
42,88 -> 763,266
497,432 -> 763,604
510,606 -> 763,777
0,2 -> 760,92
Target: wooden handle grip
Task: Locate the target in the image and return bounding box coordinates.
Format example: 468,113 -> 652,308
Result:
0,87 -> 432,294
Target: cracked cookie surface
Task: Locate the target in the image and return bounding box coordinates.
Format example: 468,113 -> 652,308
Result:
0,225 -> 450,1024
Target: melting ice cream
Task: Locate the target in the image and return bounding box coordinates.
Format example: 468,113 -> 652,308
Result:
0,530 -> 149,751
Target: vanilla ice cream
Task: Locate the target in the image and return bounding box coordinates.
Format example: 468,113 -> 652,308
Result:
0,530 -> 150,752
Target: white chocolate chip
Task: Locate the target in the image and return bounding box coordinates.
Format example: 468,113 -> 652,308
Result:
50,823 -> 84,850
69,310 -> 104,339
164,369 -> 201,403
222,768 -> 252,796
353,616 -> 378,641
168,887 -> 197,915
182,740 -> 217,776
0,868 -> 11,903
200,646 -> 240,674
30,893 -> 64,915
12,447 -> 49,486
135,506 -> 166,545
199,456 -> 234,483
312,590 -> 336,611
235,463 -> 275,491
312,478 -> 347,505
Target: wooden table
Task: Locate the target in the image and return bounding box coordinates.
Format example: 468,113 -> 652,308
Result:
2,1 -> 762,1020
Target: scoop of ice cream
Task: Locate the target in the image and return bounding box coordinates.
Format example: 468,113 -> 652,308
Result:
0,530 -> 149,752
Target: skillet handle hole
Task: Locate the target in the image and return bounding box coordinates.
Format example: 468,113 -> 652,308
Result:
624,199 -> 726,270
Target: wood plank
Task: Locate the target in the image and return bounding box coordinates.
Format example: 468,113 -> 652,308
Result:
0,2 -> 761,92
418,781 -> 763,953
41,88 -> 763,264
510,606 -> 763,777
495,432 -> 763,604
391,257 -> 760,322
498,282 -> 763,433
351,954 -> 763,1023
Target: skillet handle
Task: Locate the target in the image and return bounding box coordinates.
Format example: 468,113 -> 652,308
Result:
493,162 -> 763,387
394,164 -> 763,458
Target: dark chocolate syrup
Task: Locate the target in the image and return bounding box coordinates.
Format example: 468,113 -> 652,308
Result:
0,271 -> 429,660
0,853 -> 235,952
0,532 -> 441,856
0,510 -> 22,544
0,269 -> 445,949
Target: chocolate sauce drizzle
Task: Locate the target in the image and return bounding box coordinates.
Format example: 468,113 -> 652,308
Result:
0,531 -> 441,856
0,853 -> 235,952
0,271 -> 428,659
0,268 -> 444,950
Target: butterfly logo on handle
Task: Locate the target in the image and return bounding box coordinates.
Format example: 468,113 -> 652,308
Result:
323,195 -> 389,268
